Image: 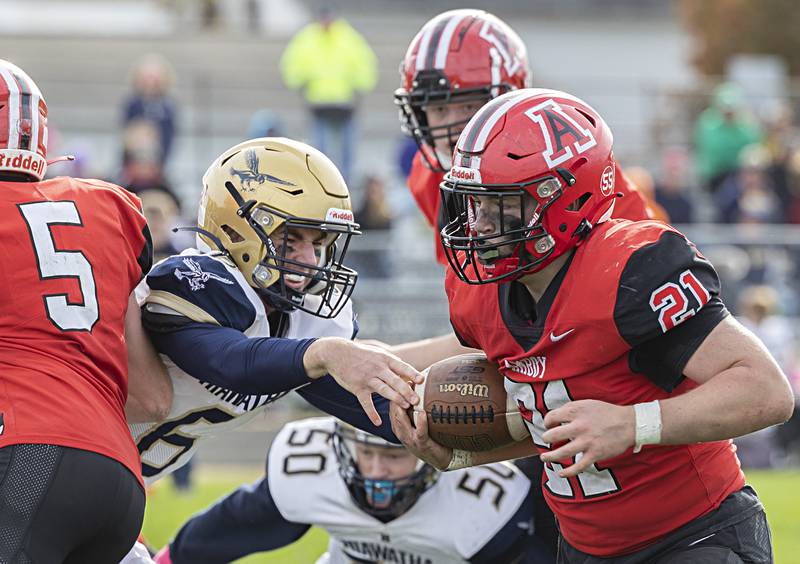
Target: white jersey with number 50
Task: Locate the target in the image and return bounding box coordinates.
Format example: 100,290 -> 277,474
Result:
269,417 -> 532,564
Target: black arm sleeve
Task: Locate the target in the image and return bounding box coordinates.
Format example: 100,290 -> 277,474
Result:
629,299 -> 728,391
169,477 -> 310,564
614,231 -> 729,391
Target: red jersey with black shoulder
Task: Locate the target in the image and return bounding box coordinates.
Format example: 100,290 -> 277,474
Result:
445,219 -> 744,557
408,152 -> 663,265
0,176 -> 152,486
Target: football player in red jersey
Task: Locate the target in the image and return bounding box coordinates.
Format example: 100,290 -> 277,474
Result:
395,9 -> 664,267
0,59 -> 170,562
386,9 -> 669,373
390,88 -> 794,563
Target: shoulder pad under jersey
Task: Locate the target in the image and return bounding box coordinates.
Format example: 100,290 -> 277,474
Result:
144,251 -> 258,331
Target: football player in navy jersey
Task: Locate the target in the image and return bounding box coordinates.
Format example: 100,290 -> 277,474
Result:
119,137 -> 422,563
390,88 -> 794,563
154,417 -> 554,564
130,137 -> 421,484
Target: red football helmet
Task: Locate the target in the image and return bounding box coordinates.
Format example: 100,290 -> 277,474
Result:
0,59 -> 48,181
395,9 -> 531,172
440,88 -> 617,284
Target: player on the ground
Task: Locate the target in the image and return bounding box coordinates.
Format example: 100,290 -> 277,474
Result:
391,88 -> 794,563
129,137 -> 421,485
0,59 -> 170,562
154,416 -> 554,564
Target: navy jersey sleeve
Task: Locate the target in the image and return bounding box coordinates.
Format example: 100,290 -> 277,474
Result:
614,231 -> 729,391
143,319 -> 315,395
146,253 -> 256,330
469,493 -> 555,564
296,377 -> 399,444
169,476 -> 310,564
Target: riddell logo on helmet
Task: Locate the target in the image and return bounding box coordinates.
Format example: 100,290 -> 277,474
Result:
0,152 -> 45,176
450,166 -> 482,184
326,208 -> 354,223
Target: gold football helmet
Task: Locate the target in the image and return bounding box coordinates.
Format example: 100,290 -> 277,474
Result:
198,137 -> 360,318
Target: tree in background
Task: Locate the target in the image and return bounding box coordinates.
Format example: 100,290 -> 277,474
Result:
678,0 -> 800,76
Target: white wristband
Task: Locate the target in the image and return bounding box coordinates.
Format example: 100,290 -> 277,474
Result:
445,449 -> 474,471
633,400 -> 662,453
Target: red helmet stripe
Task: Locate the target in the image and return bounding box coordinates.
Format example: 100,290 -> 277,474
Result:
0,68 -> 21,150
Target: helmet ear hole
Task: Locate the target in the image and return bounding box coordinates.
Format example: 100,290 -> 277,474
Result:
221,224 -> 245,243
567,192 -> 592,212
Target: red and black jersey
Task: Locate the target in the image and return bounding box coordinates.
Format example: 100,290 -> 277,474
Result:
445,219 -> 743,557
407,151 -> 450,265
0,176 -> 152,486
408,152 -> 665,265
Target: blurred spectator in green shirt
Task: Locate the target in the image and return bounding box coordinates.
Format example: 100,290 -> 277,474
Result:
694,83 -> 762,193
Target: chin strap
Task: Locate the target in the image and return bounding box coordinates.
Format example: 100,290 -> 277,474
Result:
257,285 -> 301,313
46,155 -> 75,166
573,191 -> 621,240
172,226 -> 230,257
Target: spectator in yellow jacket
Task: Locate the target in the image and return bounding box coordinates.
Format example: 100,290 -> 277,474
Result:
280,6 -> 378,183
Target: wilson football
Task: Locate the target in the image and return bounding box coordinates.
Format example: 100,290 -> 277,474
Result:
412,353 -> 529,451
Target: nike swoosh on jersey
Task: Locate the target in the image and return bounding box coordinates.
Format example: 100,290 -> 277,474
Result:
550,328 -> 575,342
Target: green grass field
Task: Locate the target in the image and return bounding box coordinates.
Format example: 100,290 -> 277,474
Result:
143,467 -> 800,563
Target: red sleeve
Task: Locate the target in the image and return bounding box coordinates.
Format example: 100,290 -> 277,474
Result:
445,268 -> 480,349
614,163 -> 670,223
407,152 -> 440,229
407,152 -> 449,264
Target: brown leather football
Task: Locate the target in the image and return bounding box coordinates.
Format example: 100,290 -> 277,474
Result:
412,353 -> 529,451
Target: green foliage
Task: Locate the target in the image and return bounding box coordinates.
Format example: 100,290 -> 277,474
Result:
678,0 -> 800,76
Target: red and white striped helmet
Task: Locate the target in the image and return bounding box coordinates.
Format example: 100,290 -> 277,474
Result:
395,10 -> 531,171
0,59 -> 48,181
440,88 -> 616,284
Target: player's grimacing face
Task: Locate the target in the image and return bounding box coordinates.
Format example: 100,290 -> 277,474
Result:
470,192 -> 537,262
423,99 -> 486,155
354,443 -> 418,481
269,226 -> 334,291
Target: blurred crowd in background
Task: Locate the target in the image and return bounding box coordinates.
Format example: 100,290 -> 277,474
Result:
28,0 -> 800,475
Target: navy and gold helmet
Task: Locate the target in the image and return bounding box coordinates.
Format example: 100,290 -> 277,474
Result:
198,137 -> 360,318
